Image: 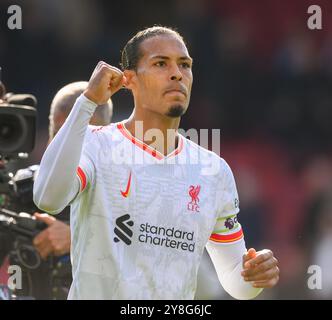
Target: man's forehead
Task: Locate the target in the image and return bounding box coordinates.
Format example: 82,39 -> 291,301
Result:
141,34 -> 190,60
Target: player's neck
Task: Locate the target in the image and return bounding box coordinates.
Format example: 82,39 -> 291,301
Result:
124,108 -> 181,156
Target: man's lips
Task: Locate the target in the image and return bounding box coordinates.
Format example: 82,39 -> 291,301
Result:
164,89 -> 187,97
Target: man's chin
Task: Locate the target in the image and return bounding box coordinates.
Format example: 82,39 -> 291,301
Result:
165,105 -> 187,118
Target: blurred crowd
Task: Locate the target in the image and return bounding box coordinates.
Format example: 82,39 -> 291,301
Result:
1,0 -> 332,299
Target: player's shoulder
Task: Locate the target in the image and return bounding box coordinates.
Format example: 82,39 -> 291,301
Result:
87,122 -> 116,134
181,135 -> 232,175
81,123 -> 122,151
86,122 -> 121,139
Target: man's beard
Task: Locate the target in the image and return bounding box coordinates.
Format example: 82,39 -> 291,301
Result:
165,104 -> 186,118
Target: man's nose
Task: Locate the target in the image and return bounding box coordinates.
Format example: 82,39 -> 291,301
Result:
169,64 -> 182,81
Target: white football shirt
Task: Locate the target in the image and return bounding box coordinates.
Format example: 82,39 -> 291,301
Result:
68,121 -> 243,299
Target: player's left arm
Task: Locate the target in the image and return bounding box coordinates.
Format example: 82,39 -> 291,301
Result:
206,160 -> 279,299
206,236 -> 279,299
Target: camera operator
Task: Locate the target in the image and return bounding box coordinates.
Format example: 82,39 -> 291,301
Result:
0,81 -> 113,299
32,81 -> 113,261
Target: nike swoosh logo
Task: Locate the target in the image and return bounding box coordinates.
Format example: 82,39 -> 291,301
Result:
120,171 -> 132,198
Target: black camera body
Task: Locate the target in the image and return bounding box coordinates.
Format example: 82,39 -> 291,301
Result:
0,164 -> 39,213
0,208 -> 48,268
0,66 -> 36,156
0,171 -> 72,300
0,70 -> 72,300
0,208 -> 51,300
0,102 -> 36,155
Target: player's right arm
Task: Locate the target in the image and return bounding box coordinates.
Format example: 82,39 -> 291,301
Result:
33,62 -> 125,214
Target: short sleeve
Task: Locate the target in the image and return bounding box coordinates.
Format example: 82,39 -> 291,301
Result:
209,160 -> 243,244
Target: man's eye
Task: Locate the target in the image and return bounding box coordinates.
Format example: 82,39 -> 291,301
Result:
181,62 -> 191,69
155,61 -> 166,67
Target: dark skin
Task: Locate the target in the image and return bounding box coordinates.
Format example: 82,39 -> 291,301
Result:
84,33 -> 280,289
123,35 -> 193,155
85,34 -> 193,156
242,248 -> 279,288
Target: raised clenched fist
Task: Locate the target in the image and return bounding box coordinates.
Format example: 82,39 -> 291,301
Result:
84,61 -> 127,105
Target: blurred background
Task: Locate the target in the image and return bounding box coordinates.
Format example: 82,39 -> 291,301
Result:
1,0 -> 332,299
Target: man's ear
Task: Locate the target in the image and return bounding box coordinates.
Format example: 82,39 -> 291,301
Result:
123,70 -> 136,90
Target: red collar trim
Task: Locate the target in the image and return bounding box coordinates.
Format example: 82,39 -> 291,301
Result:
116,122 -> 183,160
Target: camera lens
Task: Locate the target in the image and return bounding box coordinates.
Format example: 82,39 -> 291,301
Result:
16,244 -> 41,270
0,114 -> 27,153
